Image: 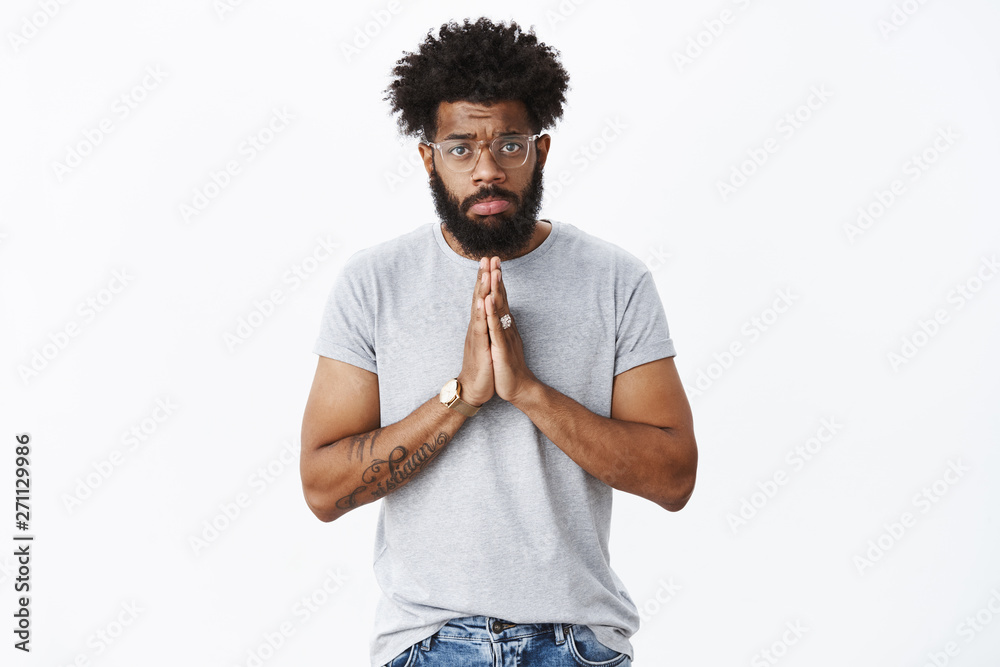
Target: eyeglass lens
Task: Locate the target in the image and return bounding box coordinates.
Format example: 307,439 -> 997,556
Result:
438,136 -> 533,171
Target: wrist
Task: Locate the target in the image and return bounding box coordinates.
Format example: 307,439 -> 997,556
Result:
510,377 -> 543,411
441,377 -> 483,416
461,391 -> 486,408
454,375 -> 486,407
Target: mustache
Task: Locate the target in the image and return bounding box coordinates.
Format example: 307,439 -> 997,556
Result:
460,186 -> 521,213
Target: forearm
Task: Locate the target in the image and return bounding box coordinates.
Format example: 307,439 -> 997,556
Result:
302,395 -> 467,522
512,381 -> 697,511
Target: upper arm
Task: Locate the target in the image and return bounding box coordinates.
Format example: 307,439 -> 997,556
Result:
610,357 -> 693,433
611,357 -> 697,510
300,356 -> 381,456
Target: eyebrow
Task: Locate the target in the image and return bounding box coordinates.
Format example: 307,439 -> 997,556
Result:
441,130 -> 527,141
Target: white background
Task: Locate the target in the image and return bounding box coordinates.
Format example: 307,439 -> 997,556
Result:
2,0 -> 999,665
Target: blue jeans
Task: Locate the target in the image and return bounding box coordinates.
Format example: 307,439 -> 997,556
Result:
382,616 -> 632,666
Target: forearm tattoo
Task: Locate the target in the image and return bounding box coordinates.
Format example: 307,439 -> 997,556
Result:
334,432 -> 450,510
344,428 -> 383,462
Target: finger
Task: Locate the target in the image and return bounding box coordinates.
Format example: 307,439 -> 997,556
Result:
493,260 -> 509,314
480,269 -> 492,316
471,258 -> 483,315
473,296 -> 490,344
472,257 -> 490,316
481,258 -> 492,298
491,265 -> 506,314
477,295 -> 488,327
484,293 -> 496,333
485,293 -> 505,344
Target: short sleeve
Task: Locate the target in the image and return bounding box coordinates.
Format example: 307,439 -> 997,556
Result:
313,253 -> 377,374
614,268 -> 676,376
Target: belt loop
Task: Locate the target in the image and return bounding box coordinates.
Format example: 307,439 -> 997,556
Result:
421,635 -> 432,651
554,622 -> 566,645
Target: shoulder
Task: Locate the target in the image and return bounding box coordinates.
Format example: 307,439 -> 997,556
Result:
336,223 -> 435,279
551,220 -> 650,283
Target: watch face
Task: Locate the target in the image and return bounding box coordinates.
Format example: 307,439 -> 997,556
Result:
440,378 -> 459,402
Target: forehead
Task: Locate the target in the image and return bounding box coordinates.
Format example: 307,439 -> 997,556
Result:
434,100 -> 532,140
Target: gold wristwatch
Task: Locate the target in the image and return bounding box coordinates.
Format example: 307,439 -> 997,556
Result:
439,378 -> 480,416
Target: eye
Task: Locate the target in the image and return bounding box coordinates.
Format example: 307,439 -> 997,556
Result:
499,140 -> 525,154
446,143 -> 473,158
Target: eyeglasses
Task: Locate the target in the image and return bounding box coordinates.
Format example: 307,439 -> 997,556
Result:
423,134 -> 542,173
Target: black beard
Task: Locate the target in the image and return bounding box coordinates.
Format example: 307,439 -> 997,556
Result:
428,160 -> 545,261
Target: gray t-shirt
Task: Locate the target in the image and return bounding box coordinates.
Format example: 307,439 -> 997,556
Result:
313,219 -> 676,667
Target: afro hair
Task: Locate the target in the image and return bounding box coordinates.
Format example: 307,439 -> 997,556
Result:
384,17 -> 570,141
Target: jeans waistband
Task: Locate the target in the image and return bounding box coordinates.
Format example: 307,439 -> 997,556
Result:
434,615 -> 570,643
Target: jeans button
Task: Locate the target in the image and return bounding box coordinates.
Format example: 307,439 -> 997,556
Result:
492,621 -> 503,633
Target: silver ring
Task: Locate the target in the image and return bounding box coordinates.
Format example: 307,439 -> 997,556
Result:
500,313 -> 512,330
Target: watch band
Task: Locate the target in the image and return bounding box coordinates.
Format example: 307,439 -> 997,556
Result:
447,396 -> 480,417
440,378 -> 480,416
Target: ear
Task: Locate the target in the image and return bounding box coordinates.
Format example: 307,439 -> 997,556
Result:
418,143 -> 435,177
535,134 -> 551,170
419,107 -> 441,177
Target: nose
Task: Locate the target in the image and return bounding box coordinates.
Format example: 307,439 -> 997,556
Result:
470,144 -> 505,185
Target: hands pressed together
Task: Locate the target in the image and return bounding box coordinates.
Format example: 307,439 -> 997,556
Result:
456,256 -> 539,407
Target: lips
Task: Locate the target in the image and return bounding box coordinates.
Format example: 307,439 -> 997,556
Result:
469,198 -> 510,215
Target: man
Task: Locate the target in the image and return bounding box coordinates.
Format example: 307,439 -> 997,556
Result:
300,17 -> 697,667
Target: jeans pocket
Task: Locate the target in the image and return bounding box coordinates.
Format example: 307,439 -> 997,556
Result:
384,643 -> 416,667
566,624 -> 629,666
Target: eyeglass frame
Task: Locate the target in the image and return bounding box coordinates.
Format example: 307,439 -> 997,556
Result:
421,133 -> 544,172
